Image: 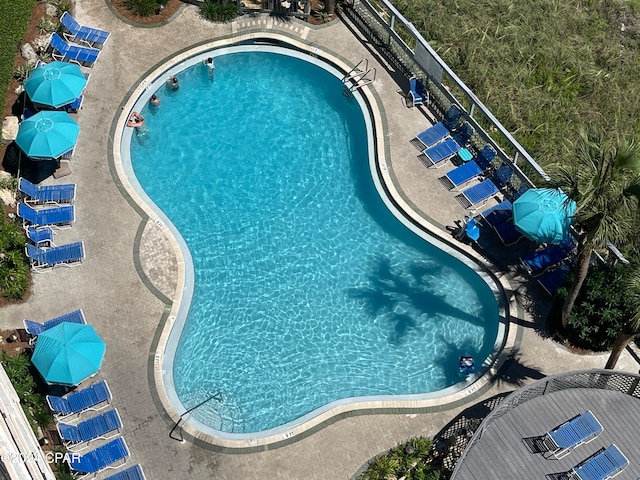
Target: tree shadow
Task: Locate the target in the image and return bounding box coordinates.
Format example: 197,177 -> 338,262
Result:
495,349 -> 545,388
348,256 -> 490,346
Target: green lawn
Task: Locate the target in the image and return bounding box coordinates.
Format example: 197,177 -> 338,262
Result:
393,0 -> 640,167
0,0 -> 36,113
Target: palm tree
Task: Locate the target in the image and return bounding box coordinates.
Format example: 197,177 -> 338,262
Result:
605,266 -> 640,369
548,127 -> 640,329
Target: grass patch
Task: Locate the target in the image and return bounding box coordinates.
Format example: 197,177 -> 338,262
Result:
0,0 -> 37,110
394,0 -> 640,167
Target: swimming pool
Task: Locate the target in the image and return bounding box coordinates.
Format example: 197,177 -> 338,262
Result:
122,44 -> 502,439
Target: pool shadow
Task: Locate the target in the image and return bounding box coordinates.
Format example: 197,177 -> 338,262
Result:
347,255 -> 488,346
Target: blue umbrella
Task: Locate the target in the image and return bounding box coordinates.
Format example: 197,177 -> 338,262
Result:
513,188 -> 577,244
31,323 -> 106,386
15,111 -> 79,159
24,61 -> 86,108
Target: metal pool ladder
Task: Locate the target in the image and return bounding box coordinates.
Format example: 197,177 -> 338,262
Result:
342,59 -> 376,97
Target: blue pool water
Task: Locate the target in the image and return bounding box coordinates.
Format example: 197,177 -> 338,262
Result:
130,51 -> 499,434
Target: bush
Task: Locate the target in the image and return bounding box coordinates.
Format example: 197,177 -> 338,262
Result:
0,250 -> 30,300
123,0 -> 158,16
37,16 -> 58,33
1,352 -> 52,433
13,62 -> 35,83
54,1 -> 72,17
200,0 -> 240,22
561,263 -> 635,351
0,213 -> 30,301
359,437 -> 441,480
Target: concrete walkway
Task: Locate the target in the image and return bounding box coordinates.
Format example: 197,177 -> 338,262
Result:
2,1 -> 639,479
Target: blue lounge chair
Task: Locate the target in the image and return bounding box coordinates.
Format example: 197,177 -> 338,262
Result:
537,265 -> 570,296
26,241 -> 84,270
570,445 -> 628,480
452,123 -> 474,147
67,437 -> 130,476
475,145 -> 497,170
25,226 -> 54,246
543,411 -> 603,459
60,12 -> 111,48
24,309 -> 86,336
57,409 -> 122,449
49,33 -> 100,67
411,105 -> 465,150
411,122 -> 450,150
439,161 -> 483,191
480,207 -> 512,230
480,199 -> 512,220
19,178 -> 76,204
47,380 -> 111,417
493,220 -> 525,246
490,164 -> 514,189
455,179 -> 500,209
419,123 -> 475,168
418,137 -> 461,168
442,104 -> 463,130
520,239 -> 576,276
511,182 -> 530,201
17,203 -> 75,227
64,94 -> 84,114
407,77 -> 427,107
104,464 -> 146,480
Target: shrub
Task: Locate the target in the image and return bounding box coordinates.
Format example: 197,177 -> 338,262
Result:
0,251 -> 30,300
0,213 -> 30,301
200,0 -> 240,22
359,437 -> 441,480
123,0 -> 158,17
37,16 -> 58,33
54,1 -> 72,17
1,352 -> 52,432
561,263 -> 635,351
13,62 -> 35,83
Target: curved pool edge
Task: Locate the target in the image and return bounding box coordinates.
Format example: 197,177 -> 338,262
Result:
112,32 -> 518,450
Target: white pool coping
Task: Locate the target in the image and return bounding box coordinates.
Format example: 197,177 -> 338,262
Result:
112,32 -> 514,449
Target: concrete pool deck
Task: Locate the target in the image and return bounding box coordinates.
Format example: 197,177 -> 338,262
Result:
1,1 -> 639,478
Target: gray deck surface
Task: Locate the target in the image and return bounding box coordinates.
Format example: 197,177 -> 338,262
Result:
1,1 -> 640,479
453,389 -> 640,479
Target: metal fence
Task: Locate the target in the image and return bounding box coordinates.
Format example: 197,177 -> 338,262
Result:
344,0 -> 550,188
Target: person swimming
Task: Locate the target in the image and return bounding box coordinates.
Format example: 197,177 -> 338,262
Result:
166,75 -> 179,91
127,111 -> 144,127
127,111 -> 147,134
203,57 -> 214,80
150,94 -> 160,107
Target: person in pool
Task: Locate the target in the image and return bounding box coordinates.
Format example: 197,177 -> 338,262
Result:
126,111 -> 144,128
166,75 -> 179,91
203,57 -> 214,80
150,94 -> 160,107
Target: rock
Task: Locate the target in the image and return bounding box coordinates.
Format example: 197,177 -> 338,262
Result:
0,189 -> 17,208
33,35 -> 51,54
0,171 -> 12,179
46,3 -> 57,16
20,43 -> 38,64
14,85 -> 24,95
2,116 -> 19,144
